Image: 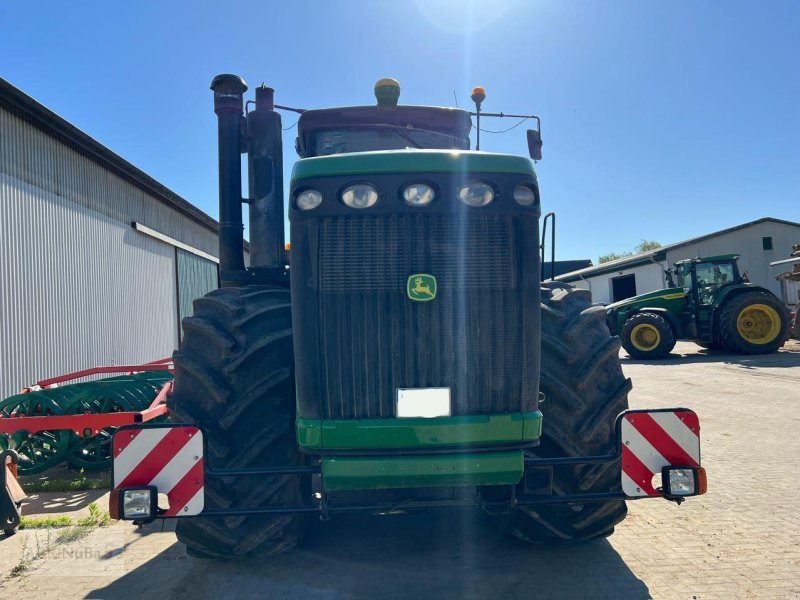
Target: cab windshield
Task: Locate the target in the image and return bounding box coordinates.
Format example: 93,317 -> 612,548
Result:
693,262 -> 737,303
309,125 -> 468,156
675,261 -> 737,297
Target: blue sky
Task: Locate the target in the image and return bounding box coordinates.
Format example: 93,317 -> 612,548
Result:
1,0 -> 798,261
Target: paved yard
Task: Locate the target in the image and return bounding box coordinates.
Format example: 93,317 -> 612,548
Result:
1,340 -> 798,599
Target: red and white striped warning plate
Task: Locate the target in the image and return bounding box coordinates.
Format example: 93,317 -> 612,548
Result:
620,409 -> 701,498
112,425 -> 204,516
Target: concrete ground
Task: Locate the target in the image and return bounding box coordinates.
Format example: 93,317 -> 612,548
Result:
1,340 -> 798,599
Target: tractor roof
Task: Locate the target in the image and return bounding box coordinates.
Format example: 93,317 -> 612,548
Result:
674,254 -> 741,265
296,105 -> 472,156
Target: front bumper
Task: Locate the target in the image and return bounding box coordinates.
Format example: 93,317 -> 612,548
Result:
296,411 -> 543,451
109,408 -> 706,523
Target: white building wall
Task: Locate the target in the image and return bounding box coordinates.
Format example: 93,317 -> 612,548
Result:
663,220 -> 799,298
581,262 -> 665,304
0,173 -> 179,399
571,220 -> 800,305
0,106 -> 219,257
0,103 -> 225,400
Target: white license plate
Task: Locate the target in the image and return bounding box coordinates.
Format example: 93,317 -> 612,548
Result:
396,388 -> 451,418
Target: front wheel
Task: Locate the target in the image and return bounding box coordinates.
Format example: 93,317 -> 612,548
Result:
620,312 -> 676,359
502,283 -> 631,543
168,286 -> 306,559
718,292 -> 788,354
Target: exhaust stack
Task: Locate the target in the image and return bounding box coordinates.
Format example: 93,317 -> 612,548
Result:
210,74 -> 247,284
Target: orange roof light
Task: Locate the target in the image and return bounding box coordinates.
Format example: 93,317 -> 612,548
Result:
471,86 -> 486,105
284,243 -> 291,252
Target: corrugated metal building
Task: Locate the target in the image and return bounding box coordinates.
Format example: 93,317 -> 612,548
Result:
556,218 -> 800,305
0,78 -> 225,399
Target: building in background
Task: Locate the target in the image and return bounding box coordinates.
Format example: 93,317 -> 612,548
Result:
556,218 -> 800,305
0,78 -> 231,399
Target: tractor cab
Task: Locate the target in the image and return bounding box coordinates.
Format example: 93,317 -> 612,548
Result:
295,79 -> 472,157
294,79 -> 543,160
673,254 -> 743,306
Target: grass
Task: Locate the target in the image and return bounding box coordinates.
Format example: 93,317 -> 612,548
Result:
54,525 -> 92,544
21,472 -> 111,494
18,514 -> 72,529
8,538 -> 44,578
19,501 -> 111,530
76,501 -> 111,527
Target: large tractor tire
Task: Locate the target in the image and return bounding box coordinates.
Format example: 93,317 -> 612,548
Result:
509,283 -> 631,542
168,285 -> 306,558
620,311 -> 677,359
718,292 -> 788,354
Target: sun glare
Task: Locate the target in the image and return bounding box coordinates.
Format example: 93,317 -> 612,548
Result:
413,0 -> 513,35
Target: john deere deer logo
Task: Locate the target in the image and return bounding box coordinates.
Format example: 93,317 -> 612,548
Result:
407,274 -> 437,302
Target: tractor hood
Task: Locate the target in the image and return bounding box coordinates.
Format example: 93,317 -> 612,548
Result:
607,288 -> 686,310
291,149 -> 536,181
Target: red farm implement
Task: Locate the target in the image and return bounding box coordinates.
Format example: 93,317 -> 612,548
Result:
0,358 -> 174,476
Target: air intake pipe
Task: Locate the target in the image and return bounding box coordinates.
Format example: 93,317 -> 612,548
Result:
247,85 -> 285,270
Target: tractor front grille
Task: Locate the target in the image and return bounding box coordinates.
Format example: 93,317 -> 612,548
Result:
291,213 -> 540,421
318,216 -> 514,292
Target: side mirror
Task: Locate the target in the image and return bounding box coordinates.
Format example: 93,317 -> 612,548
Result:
527,129 -> 543,161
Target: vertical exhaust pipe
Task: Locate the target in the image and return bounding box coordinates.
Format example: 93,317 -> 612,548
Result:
210,74 -> 247,284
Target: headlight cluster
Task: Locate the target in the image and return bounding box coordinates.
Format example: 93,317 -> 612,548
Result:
402,183 -> 435,207
294,181 -> 535,210
341,183 -> 379,209
296,189 -> 323,211
457,182 -> 494,207
512,185 -> 536,206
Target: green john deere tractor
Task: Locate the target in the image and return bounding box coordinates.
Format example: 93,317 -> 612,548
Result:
607,254 -> 789,359
108,75 -> 706,558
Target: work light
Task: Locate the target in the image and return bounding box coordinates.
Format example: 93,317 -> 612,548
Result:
457,182 -> 494,207
402,183 -> 435,207
110,486 -> 158,521
296,189 -> 323,211
661,466 -> 707,498
513,185 -> 536,206
342,183 -> 379,209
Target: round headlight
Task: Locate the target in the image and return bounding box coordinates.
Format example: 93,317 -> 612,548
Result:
341,183 -> 379,209
402,183 -> 435,207
457,182 -> 494,207
296,189 -> 323,211
513,185 -> 536,206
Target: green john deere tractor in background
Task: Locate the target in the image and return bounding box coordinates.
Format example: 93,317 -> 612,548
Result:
607,254 -> 789,359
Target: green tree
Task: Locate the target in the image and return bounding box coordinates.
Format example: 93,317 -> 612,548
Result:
598,251 -> 632,264
599,240 -> 661,264
634,239 -> 662,253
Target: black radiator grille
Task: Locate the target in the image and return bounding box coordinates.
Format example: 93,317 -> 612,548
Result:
311,214 -> 535,420
319,215 -> 514,292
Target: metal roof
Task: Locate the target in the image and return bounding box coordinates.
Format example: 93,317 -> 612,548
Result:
556,217 -> 800,283
543,259 -> 594,278
0,77 -> 219,232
